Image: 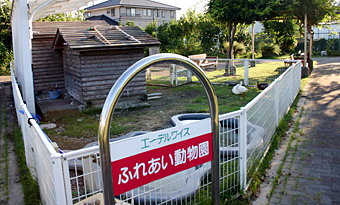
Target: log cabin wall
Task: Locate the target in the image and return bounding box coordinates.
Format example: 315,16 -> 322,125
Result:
63,49 -> 82,102
32,21 -> 110,96
63,47 -> 147,106
32,38 -> 64,94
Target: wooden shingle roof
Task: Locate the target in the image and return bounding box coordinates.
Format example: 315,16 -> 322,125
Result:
52,25 -> 160,50
32,21 -> 110,38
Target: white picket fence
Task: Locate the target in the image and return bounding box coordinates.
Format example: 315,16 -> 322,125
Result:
11,59 -> 301,204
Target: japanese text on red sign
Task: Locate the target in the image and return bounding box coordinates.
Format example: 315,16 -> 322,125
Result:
141,127 -> 190,149
118,140 -> 209,185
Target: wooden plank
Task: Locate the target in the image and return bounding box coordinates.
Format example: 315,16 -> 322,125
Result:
81,76 -> 145,87
81,73 -> 145,82
79,59 -> 143,69
79,49 -> 144,58
33,70 -> 64,76
32,65 -> 63,71
33,74 -> 64,81
83,90 -> 146,101
83,86 -> 146,97
80,69 -> 145,77
81,81 -> 146,92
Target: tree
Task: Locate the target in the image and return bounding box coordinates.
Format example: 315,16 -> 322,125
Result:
144,20 -> 158,38
125,21 -> 136,26
143,10 -> 220,56
196,13 -> 220,53
289,0 -> 338,55
262,20 -> 298,53
36,10 -> 85,22
208,0 -> 278,75
0,0 -> 12,75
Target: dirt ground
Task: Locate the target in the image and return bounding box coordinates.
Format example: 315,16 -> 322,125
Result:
47,83 -> 205,150
0,79 -> 25,204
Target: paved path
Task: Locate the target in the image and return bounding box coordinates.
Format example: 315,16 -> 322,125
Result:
253,57 -> 340,205
0,76 -> 25,205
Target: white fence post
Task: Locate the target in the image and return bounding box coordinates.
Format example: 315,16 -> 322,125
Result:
239,107 -> 247,192
174,64 -> 178,86
275,80 -> 279,126
187,70 -> 192,83
146,68 -> 151,80
51,155 -> 67,204
170,64 -> 174,87
244,60 -> 249,86
290,68 -> 293,104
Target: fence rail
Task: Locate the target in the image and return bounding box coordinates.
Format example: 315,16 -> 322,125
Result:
11,58 -> 301,204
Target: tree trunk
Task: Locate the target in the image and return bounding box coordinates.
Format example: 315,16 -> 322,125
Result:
224,22 -> 237,76
308,25 -> 314,60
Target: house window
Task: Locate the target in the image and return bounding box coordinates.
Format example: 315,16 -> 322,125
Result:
87,12 -> 91,17
161,11 -> 165,18
126,8 -> 136,16
143,9 -> 147,16
107,9 -> 110,14
155,10 -> 159,17
148,9 -> 152,16
170,11 -> 174,18
111,8 -> 115,17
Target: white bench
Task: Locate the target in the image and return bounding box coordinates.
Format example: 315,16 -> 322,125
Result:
188,53 -> 218,70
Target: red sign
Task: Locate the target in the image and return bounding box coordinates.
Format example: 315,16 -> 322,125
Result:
111,132 -> 213,195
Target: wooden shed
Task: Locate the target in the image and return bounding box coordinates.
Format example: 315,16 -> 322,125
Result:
32,21 -> 110,96
32,21 -> 160,108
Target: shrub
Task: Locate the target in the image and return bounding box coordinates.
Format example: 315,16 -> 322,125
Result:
0,42 -> 12,76
325,50 -> 340,56
223,41 -> 246,57
259,42 -> 281,57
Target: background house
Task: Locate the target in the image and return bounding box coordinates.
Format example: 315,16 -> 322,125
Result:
84,0 -> 181,27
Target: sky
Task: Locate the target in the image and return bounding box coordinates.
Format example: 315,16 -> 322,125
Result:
155,0 -> 208,19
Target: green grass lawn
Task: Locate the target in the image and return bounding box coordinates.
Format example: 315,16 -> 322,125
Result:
148,60 -> 288,86
43,60 -> 301,144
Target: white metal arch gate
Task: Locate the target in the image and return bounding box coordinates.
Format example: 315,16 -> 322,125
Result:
98,53 -> 220,205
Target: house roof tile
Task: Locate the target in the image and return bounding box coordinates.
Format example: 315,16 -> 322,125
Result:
85,0 -> 180,11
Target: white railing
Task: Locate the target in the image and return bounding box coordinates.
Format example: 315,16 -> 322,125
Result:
11,64 -> 66,205
11,59 -> 301,204
147,64 -> 192,87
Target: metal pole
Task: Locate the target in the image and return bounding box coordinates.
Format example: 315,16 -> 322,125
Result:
252,20 -> 255,60
98,53 -> 220,205
304,14 -> 307,67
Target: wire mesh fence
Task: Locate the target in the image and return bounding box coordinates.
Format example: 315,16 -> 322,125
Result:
11,65 -> 66,205
11,59 -> 301,204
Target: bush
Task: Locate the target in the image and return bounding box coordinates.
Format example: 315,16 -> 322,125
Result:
312,51 -> 321,56
259,42 -> 281,57
0,42 -> 12,76
325,50 -> 340,56
223,41 -> 246,57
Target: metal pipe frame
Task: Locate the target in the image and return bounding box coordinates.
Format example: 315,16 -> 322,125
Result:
98,53 -> 220,205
